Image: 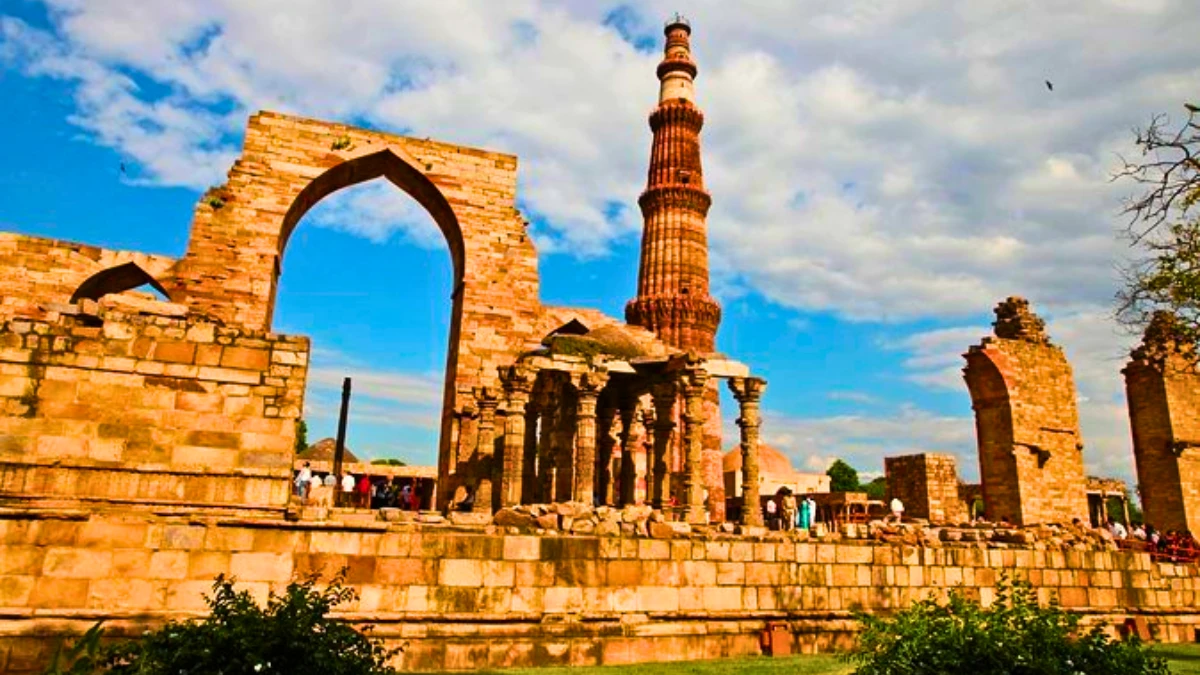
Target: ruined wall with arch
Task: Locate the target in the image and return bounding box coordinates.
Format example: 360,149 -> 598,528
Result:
0,111 -> 547,513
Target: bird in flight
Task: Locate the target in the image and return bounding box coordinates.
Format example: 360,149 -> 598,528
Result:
119,162 -> 127,174
1045,80 -> 1054,91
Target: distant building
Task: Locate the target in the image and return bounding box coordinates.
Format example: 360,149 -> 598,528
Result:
722,444 -> 830,499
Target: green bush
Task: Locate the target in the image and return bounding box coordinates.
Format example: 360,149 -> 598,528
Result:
46,573 -> 400,675
845,576 -> 1167,675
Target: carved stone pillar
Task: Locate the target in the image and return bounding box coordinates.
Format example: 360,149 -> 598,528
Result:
729,376 -> 767,528
618,395 -> 640,506
500,366 -> 534,508
650,380 -> 677,508
680,369 -> 709,524
597,406 -> 617,505
553,391 -> 576,503
471,387 -> 500,514
536,389 -> 556,503
572,370 -> 608,505
522,405 -> 540,503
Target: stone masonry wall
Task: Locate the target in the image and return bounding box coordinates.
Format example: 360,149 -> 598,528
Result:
2,513 -> 1199,673
1124,318 -> 1200,535
885,454 -> 967,524
0,299 -> 308,513
963,298 -> 1089,526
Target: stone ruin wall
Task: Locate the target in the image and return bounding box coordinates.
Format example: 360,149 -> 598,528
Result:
963,298 -> 1089,526
0,300 -> 309,514
885,454 -> 967,524
1124,317 -> 1200,535
0,233 -> 176,321
2,512 -> 1200,673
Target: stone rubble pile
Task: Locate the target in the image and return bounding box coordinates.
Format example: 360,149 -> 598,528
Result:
483,503 -> 1124,552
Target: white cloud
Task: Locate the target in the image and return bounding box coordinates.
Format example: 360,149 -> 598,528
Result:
3,1 -> 1197,312
762,404 -> 975,480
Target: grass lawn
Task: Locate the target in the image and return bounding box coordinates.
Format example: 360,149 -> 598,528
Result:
457,643 -> 1200,675
1157,643 -> 1200,674
463,654 -> 850,675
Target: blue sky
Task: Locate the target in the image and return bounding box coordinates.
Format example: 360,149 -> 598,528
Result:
2,0 -> 1197,487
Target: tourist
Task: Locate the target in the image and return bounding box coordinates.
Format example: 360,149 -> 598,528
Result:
340,473 -> 355,507
356,474 -> 372,509
1132,523 -> 1147,540
798,493 -> 811,530
1111,518 -> 1129,540
805,494 -> 817,530
322,472 -> 335,487
409,479 -> 422,511
781,491 -> 797,532
765,496 -> 779,530
400,484 -> 412,510
890,497 -> 905,523
294,462 -> 312,503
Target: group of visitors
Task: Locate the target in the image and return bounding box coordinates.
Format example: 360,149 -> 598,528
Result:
1075,516 -> 1200,563
292,462 -> 423,511
765,490 -> 818,531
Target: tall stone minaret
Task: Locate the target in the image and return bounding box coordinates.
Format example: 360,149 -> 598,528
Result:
627,16 -> 727,521
625,15 -> 721,353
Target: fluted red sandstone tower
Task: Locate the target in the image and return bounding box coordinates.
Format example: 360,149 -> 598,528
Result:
625,16 -> 721,352
626,17 -> 727,520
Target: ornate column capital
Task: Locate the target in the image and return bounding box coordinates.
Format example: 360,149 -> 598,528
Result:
727,376 -> 766,404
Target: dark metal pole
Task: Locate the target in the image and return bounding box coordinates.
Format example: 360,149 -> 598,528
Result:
333,377 -> 352,481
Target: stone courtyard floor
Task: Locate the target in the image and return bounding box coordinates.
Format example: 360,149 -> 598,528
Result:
457,644 -> 1200,675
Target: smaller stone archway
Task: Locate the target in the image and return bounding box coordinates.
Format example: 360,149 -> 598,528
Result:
70,261 -> 171,303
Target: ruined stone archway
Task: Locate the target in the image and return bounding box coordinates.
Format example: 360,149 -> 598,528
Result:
168,111 -> 544,491
70,261 -> 172,303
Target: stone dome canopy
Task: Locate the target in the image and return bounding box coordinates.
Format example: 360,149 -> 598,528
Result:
722,443 -> 796,476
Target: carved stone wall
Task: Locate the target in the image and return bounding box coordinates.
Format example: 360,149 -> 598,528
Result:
884,454 -> 967,524
963,297 -> 1088,526
1124,313 -> 1200,534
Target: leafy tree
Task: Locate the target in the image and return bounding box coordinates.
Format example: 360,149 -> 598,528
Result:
47,573 -> 400,675
846,576 -> 1168,675
294,419 -> 309,454
862,476 -> 887,500
370,458 -> 407,467
827,459 -> 860,493
1117,103 -> 1200,349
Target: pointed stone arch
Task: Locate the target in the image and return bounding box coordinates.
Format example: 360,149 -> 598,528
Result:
70,261 -> 171,303
168,111 -> 544,502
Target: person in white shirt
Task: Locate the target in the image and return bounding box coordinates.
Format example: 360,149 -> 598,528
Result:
1110,519 -> 1128,540
890,497 -> 905,523
294,463 -> 312,502
340,473 -> 355,508
1132,524 -> 1147,540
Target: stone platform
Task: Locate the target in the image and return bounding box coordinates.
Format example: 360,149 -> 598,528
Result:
2,508 -> 1200,672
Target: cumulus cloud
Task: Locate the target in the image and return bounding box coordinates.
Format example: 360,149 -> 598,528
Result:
3,1 -> 1197,308
3,0 -> 1195,480
762,403 -> 976,480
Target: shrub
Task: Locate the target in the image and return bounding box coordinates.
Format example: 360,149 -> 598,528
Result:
846,576 -> 1168,675
46,573 -> 400,675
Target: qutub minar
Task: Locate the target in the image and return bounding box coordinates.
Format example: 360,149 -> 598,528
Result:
626,15 -> 722,352
0,13 -> 1198,673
